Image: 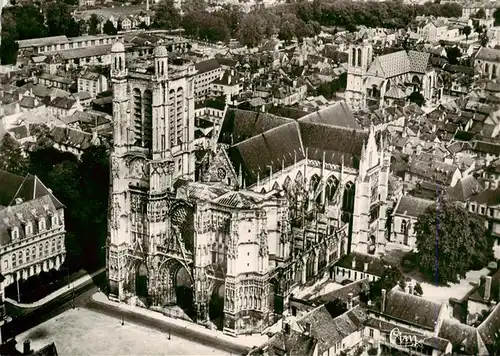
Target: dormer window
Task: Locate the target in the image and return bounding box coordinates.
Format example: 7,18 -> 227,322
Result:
51,215 -> 58,227
26,223 -> 33,236
39,219 -> 46,231
12,227 -> 19,240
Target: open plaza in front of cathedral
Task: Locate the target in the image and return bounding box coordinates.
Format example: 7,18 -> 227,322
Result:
16,307 -> 231,356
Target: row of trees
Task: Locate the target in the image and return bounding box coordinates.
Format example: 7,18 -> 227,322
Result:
152,0 -> 463,48
0,132 -> 110,272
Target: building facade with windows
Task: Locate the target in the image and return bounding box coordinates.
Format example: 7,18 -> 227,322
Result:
0,170 -> 66,289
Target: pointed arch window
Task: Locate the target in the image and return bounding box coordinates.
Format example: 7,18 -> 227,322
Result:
357,48 -> 362,67
351,47 -> 356,67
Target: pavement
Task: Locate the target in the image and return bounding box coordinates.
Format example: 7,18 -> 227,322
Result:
5,267 -> 106,309
89,292 -> 268,353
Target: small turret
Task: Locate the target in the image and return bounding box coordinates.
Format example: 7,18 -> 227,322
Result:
154,45 -> 168,81
111,41 -> 127,79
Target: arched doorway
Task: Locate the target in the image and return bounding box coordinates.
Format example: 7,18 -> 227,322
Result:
175,265 -> 193,315
136,263 -> 148,299
209,284 -> 225,330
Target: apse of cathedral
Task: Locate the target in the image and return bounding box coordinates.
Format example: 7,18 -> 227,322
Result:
107,42 -> 390,336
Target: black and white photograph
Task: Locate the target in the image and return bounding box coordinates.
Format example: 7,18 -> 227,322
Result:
1,0 -> 500,354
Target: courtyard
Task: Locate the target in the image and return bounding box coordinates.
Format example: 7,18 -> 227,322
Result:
16,307 -> 232,356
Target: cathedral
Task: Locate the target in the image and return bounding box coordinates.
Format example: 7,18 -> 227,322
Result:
107,42 -> 391,336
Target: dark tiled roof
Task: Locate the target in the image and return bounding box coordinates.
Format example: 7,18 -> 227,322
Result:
49,96 -> 76,110
8,125 -> 29,140
214,191 -> 260,209
394,195 -> 434,217
267,106 -> 309,120
249,329 -> 317,356
229,122 -> 304,186
33,342 -> 59,356
384,290 -> 442,330
312,279 -> 370,305
468,269 -> 500,304
474,141 -> 500,155
446,175 -> 484,202
49,127 -> 92,149
475,47 -> 500,62
439,319 -> 488,355
19,96 -> 36,109
335,253 -> 387,277
298,101 -> 361,130
0,170 -> 63,209
297,306 -> 367,354
194,58 -> 221,74
218,109 -> 294,145
477,303 -> 500,353
298,122 -> 367,169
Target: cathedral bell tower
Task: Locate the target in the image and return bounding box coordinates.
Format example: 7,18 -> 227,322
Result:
345,40 -> 373,112
108,41 -> 131,300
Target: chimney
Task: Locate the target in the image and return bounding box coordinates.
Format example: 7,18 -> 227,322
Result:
23,340 -> 31,355
284,322 -> 291,334
351,257 -> 356,270
381,289 -> 387,313
304,322 -> 311,335
408,283 -> 414,295
484,276 -> 492,301
364,262 -> 368,272
347,293 -> 353,309
262,345 -> 269,356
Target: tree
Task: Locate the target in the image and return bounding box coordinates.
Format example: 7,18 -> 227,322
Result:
0,133 -> 28,176
494,9 -> 500,26
446,46 -> 461,65
238,13 -> 267,48
0,33 -> 19,65
408,91 -> 425,107
88,14 -> 100,35
102,20 -> 117,35
78,19 -> 88,35
414,196 -> 494,284
368,265 -> 404,307
463,25 -> 471,43
45,1 -> 80,37
474,8 -> 486,19
153,0 -> 181,29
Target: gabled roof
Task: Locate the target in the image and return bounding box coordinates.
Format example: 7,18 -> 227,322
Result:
49,97 -> 76,110
248,329 -> 317,356
469,186 -> 500,206
312,279 -> 370,305
439,319 -> 489,356
384,290 -> 442,330
297,306 -> 368,354
394,195 -> 434,217
298,101 -> 360,130
446,175 -> 484,202
194,58 -> 221,74
475,47 -> 500,62
218,109 -> 294,145
0,170 -> 63,209
367,50 -> 430,79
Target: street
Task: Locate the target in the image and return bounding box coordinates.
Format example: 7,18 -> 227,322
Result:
3,272 -> 249,355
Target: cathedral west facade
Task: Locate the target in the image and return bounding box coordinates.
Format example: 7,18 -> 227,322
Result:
107,42 -> 391,335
